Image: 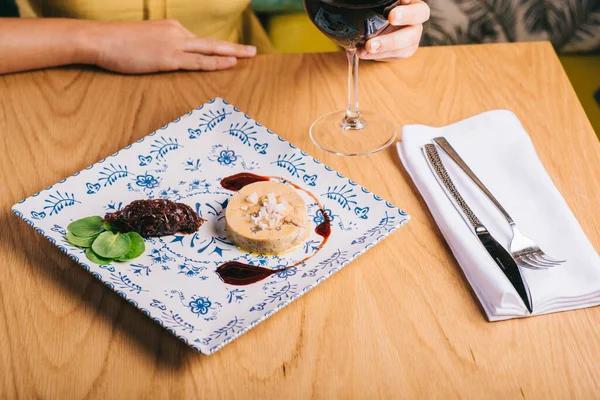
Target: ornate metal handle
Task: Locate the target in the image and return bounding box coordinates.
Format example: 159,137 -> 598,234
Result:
433,137 -> 515,225
424,144 -> 482,229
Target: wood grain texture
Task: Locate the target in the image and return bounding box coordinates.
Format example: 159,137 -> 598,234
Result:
1,42 -> 600,399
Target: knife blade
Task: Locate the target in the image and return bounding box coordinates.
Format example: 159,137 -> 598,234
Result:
423,144 -> 533,313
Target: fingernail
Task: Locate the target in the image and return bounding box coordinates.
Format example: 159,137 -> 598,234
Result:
369,40 -> 381,52
392,9 -> 403,24
246,46 -> 257,55
226,57 -> 237,63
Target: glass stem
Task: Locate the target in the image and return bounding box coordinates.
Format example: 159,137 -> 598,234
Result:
342,47 -> 366,130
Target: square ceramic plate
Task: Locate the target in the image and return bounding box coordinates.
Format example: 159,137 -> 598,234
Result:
12,98 -> 409,354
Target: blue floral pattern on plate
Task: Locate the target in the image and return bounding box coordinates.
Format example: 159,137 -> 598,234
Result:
11,98 -> 410,355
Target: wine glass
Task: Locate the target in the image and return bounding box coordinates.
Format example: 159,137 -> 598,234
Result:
303,0 -> 399,156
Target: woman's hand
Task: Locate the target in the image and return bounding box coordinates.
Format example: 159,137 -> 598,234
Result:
360,0 -> 430,61
89,19 -> 257,74
0,18 -> 255,75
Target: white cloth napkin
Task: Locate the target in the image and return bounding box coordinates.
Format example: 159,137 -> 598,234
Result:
398,110 -> 600,320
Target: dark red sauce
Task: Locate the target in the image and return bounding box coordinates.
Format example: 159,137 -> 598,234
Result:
315,213 -> 331,240
220,172 -> 269,192
216,262 -> 277,286
216,173 -> 332,286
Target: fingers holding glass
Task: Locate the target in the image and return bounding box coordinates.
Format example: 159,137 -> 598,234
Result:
360,0 -> 428,59
361,24 -> 423,59
388,1 -> 430,26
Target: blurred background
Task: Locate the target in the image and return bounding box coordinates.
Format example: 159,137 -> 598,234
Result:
1,0 -> 598,136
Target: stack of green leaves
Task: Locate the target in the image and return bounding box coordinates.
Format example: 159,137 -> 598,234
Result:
65,216 -> 146,265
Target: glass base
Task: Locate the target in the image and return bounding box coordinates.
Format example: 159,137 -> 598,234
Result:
309,110 -> 396,156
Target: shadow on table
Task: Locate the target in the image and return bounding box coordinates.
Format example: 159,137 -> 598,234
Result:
1,211 -> 200,369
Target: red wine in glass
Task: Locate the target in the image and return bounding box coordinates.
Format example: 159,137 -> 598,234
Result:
302,0 -> 400,156
304,0 -> 400,48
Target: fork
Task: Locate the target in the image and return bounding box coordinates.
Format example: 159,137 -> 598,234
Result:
432,137 -> 566,269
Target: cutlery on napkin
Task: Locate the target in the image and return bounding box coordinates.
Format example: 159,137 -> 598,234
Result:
398,110 -> 600,320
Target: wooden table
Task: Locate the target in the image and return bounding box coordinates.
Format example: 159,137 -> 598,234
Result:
1,42 -> 600,399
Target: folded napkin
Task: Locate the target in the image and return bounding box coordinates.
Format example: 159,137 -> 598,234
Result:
398,110 -> 600,320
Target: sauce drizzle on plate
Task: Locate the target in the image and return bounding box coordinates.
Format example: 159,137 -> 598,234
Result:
216,173 -> 331,286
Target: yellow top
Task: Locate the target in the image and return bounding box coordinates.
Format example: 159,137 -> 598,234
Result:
16,0 -> 275,53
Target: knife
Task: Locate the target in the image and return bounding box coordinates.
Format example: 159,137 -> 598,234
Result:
423,144 -> 533,313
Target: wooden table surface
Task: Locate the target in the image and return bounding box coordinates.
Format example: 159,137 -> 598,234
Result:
1,42 -> 600,399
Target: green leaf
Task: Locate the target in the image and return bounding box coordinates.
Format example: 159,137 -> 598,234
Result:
85,248 -> 112,265
92,231 -> 131,258
67,216 -> 105,237
116,232 -> 146,261
103,221 -> 113,231
65,232 -> 98,248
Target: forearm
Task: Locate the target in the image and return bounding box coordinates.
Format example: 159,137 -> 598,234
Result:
0,18 -> 98,74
